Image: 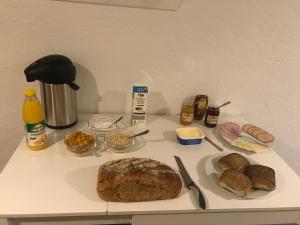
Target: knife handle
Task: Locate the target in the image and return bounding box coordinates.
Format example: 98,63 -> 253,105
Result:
190,182 -> 206,209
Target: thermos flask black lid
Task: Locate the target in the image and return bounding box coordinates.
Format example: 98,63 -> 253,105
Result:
24,54 -> 79,90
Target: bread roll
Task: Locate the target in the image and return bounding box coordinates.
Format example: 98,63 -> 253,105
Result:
244,165 -> 275,191
218,153 -> 250,172
97,158 -> 182,202
218,169 -> 253,197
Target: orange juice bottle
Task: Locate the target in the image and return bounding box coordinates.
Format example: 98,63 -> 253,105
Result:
22,88 -> 47,150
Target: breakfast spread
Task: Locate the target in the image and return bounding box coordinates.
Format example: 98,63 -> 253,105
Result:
97,158 -> 182,202
24,84 -> 279,204
216,153 -> 276,197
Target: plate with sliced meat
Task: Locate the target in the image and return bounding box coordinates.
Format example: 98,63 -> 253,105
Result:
219,122 -> 274,153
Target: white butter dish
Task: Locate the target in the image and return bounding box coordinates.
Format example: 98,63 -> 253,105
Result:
176,127 -> 205,145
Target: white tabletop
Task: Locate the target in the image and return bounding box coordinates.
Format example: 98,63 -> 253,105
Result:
0,118 -> 109,217
0,114 -> 299,218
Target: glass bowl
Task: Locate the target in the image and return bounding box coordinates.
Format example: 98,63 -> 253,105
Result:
88,116 -> 124,134
105,130 -> 134,152
64,130 -> 97,156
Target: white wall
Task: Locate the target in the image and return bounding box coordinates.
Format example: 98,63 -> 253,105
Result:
0,0 -> 299,174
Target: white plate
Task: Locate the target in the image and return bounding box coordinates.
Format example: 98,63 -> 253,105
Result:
204,153 -> 280,199
218,123 -> 273,153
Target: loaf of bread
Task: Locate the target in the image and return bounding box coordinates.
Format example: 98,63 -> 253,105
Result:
97,158 -> 182,202
218,153 -> 250,172
244,165 -> 276,191
218,169 -> 253,197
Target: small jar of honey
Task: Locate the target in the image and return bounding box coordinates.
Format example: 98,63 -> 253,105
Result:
180,103 -> 194,125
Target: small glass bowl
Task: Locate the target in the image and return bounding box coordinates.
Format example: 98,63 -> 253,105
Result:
105,130 -> 134,152
64,130 -> 97,156
88,116 -> 124,134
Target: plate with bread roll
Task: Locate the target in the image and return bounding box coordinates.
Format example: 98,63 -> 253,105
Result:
205,153 -> 278,199
219,122 -> 275,153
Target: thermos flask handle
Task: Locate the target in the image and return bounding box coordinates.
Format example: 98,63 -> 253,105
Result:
68,82 -> 80,90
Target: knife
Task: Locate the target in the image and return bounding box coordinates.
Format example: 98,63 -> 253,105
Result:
174,155 -> 206,209
205,136 -> 224,152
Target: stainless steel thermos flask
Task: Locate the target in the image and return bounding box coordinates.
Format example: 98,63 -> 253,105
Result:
24,55 -> 80,129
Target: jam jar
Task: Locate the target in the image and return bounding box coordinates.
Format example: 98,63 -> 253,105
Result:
204,105 -> 220,127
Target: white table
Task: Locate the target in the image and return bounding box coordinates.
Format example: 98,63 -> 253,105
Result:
0,114 -> 299,225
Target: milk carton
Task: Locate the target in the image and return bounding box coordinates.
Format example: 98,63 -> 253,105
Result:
131,85 -> 148,125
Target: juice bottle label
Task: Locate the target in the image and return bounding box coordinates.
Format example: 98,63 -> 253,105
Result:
24,121 -> 47,147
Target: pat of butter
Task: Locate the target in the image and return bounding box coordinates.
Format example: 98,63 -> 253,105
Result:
177,127 -> 204,139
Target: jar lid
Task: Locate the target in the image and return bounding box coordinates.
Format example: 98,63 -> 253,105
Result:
207,104 -> 219,109
182,99 -> 194,106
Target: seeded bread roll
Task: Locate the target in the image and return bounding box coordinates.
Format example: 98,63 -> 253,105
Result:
218,169 -> 253,197
218,153 -> 250,172
244,165 -> 276,191
97,158 -> 182,202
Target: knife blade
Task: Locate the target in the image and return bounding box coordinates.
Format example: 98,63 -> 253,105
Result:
174,155 -> 206,209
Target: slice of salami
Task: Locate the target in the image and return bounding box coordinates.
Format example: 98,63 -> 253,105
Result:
242,124 -> 253,133
256,132 -> 275,143
252,128 -> 264,138
247,126 -> 257,136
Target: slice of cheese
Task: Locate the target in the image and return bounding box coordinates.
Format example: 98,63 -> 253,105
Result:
230,139 -> 271,153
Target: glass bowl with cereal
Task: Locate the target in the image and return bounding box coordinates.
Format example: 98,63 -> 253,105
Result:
105,130 -> 134,152
64,130 -> 97,156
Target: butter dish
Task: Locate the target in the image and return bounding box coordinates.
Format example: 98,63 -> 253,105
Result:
176,127 -> 205,145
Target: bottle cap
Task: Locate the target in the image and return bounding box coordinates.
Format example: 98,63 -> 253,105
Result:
24,88 -> 36,97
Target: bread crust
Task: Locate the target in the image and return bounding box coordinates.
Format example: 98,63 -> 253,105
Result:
244,165 -> 275,191
218,153 -> 250,172
97,158 -> 182,202
218,169 -> 253,197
